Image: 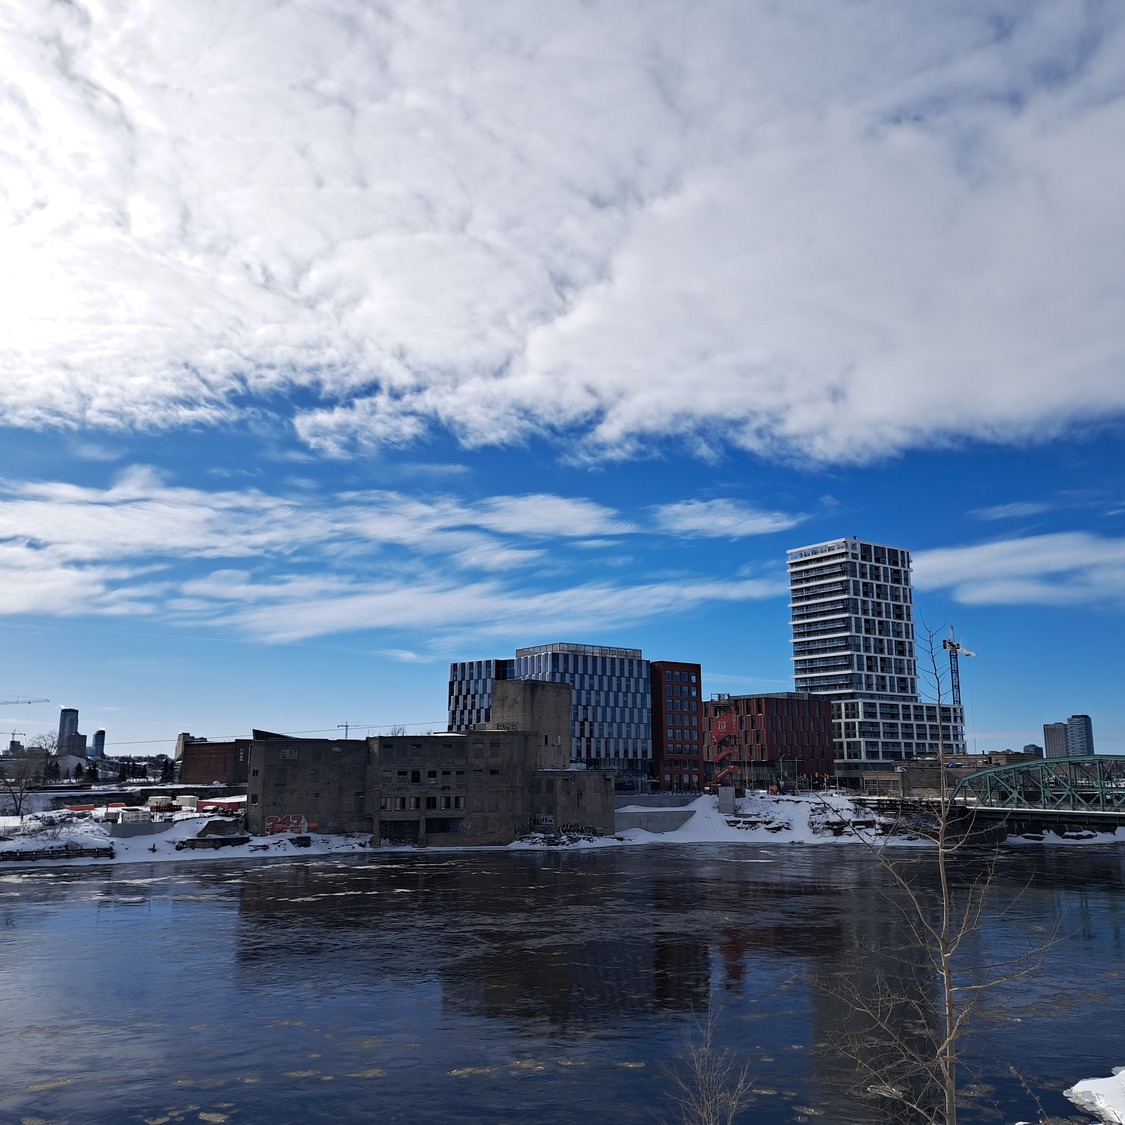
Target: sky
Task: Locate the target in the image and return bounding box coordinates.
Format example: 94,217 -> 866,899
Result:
2,0 -> 1125,757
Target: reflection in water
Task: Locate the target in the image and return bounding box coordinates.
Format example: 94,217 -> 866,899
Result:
1,845 -> 1122,1123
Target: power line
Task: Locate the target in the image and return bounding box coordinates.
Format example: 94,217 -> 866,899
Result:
100,718 -> 449,751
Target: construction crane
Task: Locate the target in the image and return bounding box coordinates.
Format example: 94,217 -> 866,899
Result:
0,697 -> 49,706
8,731 -> 25,749
941,629 -> 975,707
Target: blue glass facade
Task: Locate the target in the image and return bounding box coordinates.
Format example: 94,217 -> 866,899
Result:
448,643 -> 653,780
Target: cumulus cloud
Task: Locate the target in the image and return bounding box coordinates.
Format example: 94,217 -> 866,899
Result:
3,2 -> 1125,464
914,532 -> 1125,606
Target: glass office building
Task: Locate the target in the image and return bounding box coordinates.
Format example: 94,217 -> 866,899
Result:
449,642 -> 653,784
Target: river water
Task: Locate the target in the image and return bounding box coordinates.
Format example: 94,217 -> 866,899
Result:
2,843 -> 1123,1124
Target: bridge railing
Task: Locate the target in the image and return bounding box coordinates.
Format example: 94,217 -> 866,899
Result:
948,755 -> 1125,814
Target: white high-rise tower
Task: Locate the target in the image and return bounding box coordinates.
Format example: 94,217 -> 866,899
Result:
787,537 -> 965,779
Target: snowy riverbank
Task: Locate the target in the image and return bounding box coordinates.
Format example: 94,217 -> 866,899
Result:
3,790 -> 1124,868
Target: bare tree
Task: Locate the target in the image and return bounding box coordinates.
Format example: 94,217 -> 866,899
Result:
662,1004 -> 755,1125
0,751 -> 45,816
812,625 -> 1052,1124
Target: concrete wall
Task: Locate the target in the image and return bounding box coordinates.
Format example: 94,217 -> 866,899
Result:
488,679 -> 573,768
179,740 -> 251,785
613,794 -> 699,809
614,809 -> 694,834
533,769 -> 616,834
107,819 -> 176,839
246,738 -> 371,835
370,730 -> 533,846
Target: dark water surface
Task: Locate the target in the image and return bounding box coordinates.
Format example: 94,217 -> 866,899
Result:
2,844 -> 1123,1124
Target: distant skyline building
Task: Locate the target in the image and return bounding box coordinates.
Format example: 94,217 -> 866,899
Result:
1043,722 -> 1068,759
1066,714 -> 1095,757
56,706 -> 87,758
449,642 -> 655,785
58,707 -> 79,743
1044,716 -> 1095,758
787,536 -> 965,778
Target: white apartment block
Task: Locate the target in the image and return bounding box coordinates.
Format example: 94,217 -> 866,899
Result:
787,537 -> 965,777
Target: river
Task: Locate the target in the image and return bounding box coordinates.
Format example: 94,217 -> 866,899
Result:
2,843 -> 1123,1124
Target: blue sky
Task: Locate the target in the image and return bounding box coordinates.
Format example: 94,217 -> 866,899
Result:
2,1 -> 1124,756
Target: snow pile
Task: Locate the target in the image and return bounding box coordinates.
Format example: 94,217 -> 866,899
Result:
1067,1067 -> 1125,1124
0,810 -> 371,866
609,791 -> 905,847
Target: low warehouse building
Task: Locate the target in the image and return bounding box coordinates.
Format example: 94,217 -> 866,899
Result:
246,680 -> 615,846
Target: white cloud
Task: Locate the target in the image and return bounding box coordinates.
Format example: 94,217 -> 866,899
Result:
970,502 -> 1052,521
220,573 -> 781,645
3,3 -> 1125,464
653,499 -> 803,539
471,495 -> 633,538
914,532 -> 1125,606
0,468 -> 784,639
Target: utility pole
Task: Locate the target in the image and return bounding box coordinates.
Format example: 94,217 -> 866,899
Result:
337,722 -> 350,739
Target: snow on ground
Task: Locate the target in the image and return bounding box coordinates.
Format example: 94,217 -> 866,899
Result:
3,790 -> 1123,868
0,810 -> 373,866
611,790 -> 910,846
1068,1068 -> 1125,1124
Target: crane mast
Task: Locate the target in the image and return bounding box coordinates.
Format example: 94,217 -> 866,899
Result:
941,629 -> 974,707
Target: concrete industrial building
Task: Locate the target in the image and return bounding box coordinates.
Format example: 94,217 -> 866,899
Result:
787,536 -> 965,781
448,642 -> 656,786
247,680 -> 615,846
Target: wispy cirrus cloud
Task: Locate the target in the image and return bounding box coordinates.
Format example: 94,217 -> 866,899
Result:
0,469 -> 786,641
652,499 -> 804,539
970,502 -> 1053,522
4,3 -> 1125,467
914,532 -> 1125,607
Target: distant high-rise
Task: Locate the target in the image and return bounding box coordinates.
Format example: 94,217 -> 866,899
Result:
1066,714 -> 1094,757
1043,722 -> 1068,759
56,706 -> 87,757
787,536 -> 964,778
58,707 -> 79,743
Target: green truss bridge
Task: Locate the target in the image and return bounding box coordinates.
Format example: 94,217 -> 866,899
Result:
948,755 -> 1125,829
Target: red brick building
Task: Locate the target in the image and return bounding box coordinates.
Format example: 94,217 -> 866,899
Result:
651,661 -> 704,791
703,693 -> 835,790
175,732 -> 253,785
